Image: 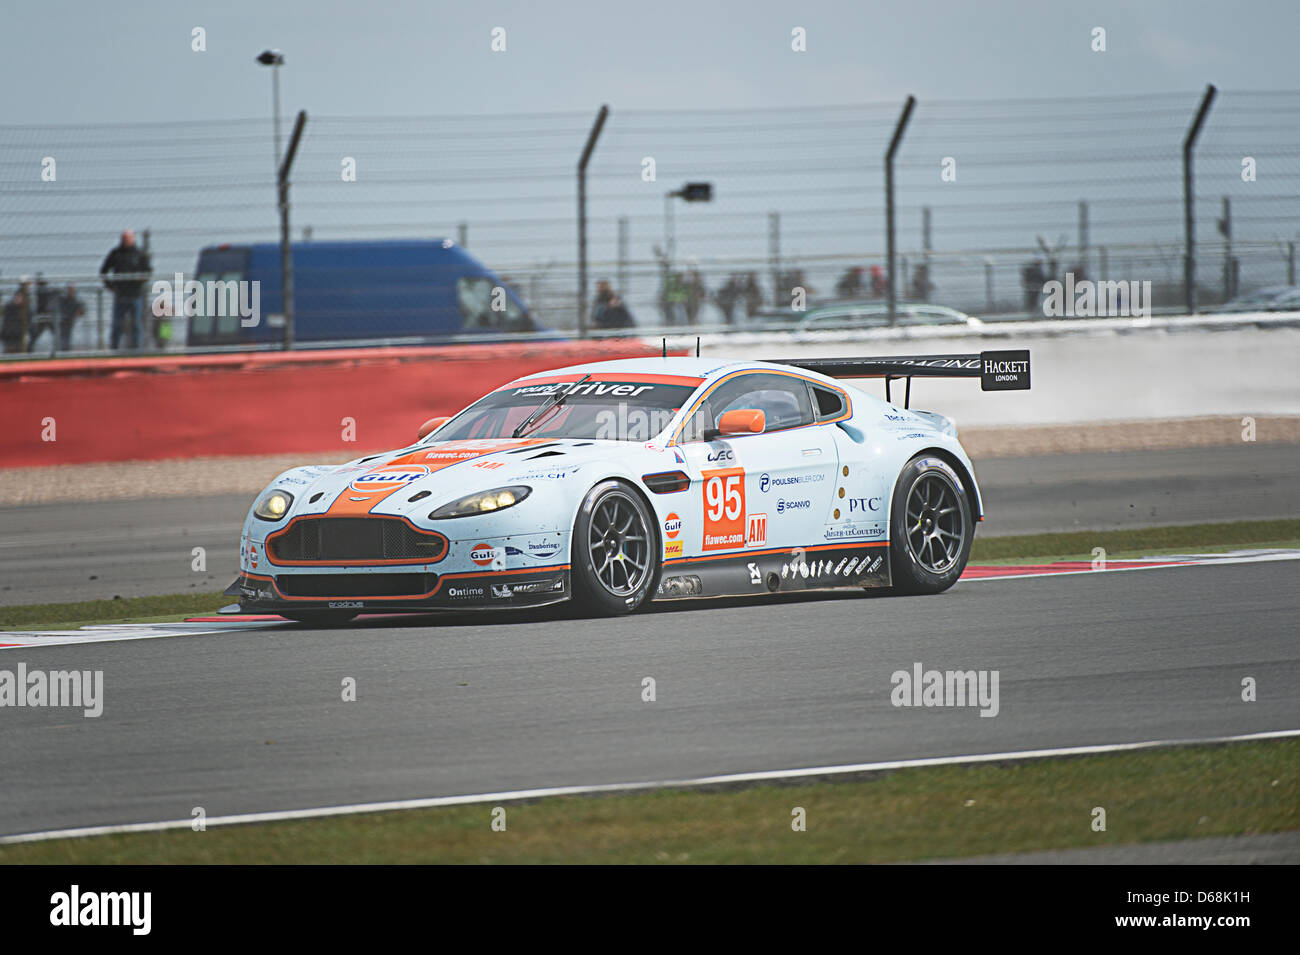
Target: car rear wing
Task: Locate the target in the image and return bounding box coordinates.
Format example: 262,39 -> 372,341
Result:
764,349 -> 1030,408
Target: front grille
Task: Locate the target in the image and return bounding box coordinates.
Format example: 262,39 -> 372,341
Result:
268,518 -> 446,563
275,573 -> 438,598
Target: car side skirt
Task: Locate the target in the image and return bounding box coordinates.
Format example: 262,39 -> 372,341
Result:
655,540 -> 890,600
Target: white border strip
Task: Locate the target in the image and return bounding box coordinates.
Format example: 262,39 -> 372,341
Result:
961,550 -> 1300,582
4,727 -> 1297,846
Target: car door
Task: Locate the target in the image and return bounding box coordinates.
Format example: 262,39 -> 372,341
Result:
677,372 -> 839,559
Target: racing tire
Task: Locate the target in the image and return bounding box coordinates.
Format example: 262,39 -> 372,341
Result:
281,611 -> 358,626
571,480 -> 660,616
888,454 -> 973,596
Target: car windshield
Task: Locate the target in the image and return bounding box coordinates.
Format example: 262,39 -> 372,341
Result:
433,378 -> 699,442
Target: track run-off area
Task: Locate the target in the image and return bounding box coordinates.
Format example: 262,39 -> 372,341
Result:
0,553 -> 1295,839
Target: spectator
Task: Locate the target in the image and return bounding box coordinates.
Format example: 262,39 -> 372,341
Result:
741,271 -> 763,318
910,263 -> 933,302
661,270 -> 688,326
56,284 -> 86,352
591,279 -> 614,326
1,279 -> 32,353
594,293 -> 635,330
869,265 -> 886,298
836,266 -> 865,298
1021,259 -> 1046,313
714,274 -> 741,324
100,229 -> 152,350
684,267 -> 707,326
35,274 -> 55,315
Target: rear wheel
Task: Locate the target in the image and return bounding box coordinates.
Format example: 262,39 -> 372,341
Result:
888,454 -> 973,595
571,480 -> 659,615
281,611 -> 358,626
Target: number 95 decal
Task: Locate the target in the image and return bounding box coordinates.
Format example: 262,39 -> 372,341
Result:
702,467 -> 745,551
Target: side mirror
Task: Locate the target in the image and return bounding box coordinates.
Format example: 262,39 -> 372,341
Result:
716,408 -> 766,436
417,416 -> 450,440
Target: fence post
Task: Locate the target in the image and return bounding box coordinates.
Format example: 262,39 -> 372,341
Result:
278,110 -> 307,350
921,205 -> 931,301
617,216 -> 628,299
1218,196 -> 1232,302
885,95 -> 916,326
576,104 -> 609,338
457,222 -> 468,248
1078,200 -> 1089,277
1183,84 -> 1217,314
768,212 -> 781,307
1289,241 -> 1296,286
984,258 -> 994,313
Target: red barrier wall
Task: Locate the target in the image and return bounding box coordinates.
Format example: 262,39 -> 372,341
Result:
0,340 -> 666,467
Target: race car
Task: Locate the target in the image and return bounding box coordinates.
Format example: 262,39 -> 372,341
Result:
227,350 -> 1030,623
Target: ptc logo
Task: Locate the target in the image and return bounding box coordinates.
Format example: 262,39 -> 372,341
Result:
848,497 -> 882,513
760,473 -> 770,492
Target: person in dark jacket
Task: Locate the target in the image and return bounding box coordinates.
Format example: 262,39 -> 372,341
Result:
594,293 -> 635,330
100,230 -> 152,350
1,280 -> 32,353
57,284 -> 86,352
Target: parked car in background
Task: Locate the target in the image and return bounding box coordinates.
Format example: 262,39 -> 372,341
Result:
1218,285 -> 1298,313
185,238 -> 536,348
1260,287 -> 1300,311
752,301 -> 983,331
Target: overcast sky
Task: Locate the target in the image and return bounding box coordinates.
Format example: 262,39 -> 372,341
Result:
5,0 -> 1296,124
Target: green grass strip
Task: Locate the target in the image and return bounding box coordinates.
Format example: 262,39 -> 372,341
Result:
2,738 -> 1294,864
0,592 -> 229,633
970,519 -> 1300,562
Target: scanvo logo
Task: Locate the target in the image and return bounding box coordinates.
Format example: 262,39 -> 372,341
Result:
350,465 -> 430,493
664,513 -> 682,539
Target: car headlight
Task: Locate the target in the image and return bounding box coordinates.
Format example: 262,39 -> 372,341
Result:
254,489 -> 294,521
429,485 -> 531,519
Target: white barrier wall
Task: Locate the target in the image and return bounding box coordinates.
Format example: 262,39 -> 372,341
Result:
676,317 -> 1300,428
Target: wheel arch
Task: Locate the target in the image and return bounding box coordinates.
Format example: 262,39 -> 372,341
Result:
570,474 -> 666,600
910,446 -> 983,522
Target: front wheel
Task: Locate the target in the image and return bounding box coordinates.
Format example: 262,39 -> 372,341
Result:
888,454 -> 973,595
571,480 -> 660,615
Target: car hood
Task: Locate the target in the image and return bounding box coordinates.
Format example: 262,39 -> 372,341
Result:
271,437 -> 644,521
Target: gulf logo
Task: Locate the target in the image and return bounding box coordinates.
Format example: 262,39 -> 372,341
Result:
664,513 -> 682,540
350,465 -> 430,493
470,542 -> 496,567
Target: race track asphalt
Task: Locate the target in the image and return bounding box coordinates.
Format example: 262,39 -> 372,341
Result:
1,559 -> 1296,838
1,442 -> 1296,607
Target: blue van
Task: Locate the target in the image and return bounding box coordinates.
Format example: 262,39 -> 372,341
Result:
185,238 -> 535,347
